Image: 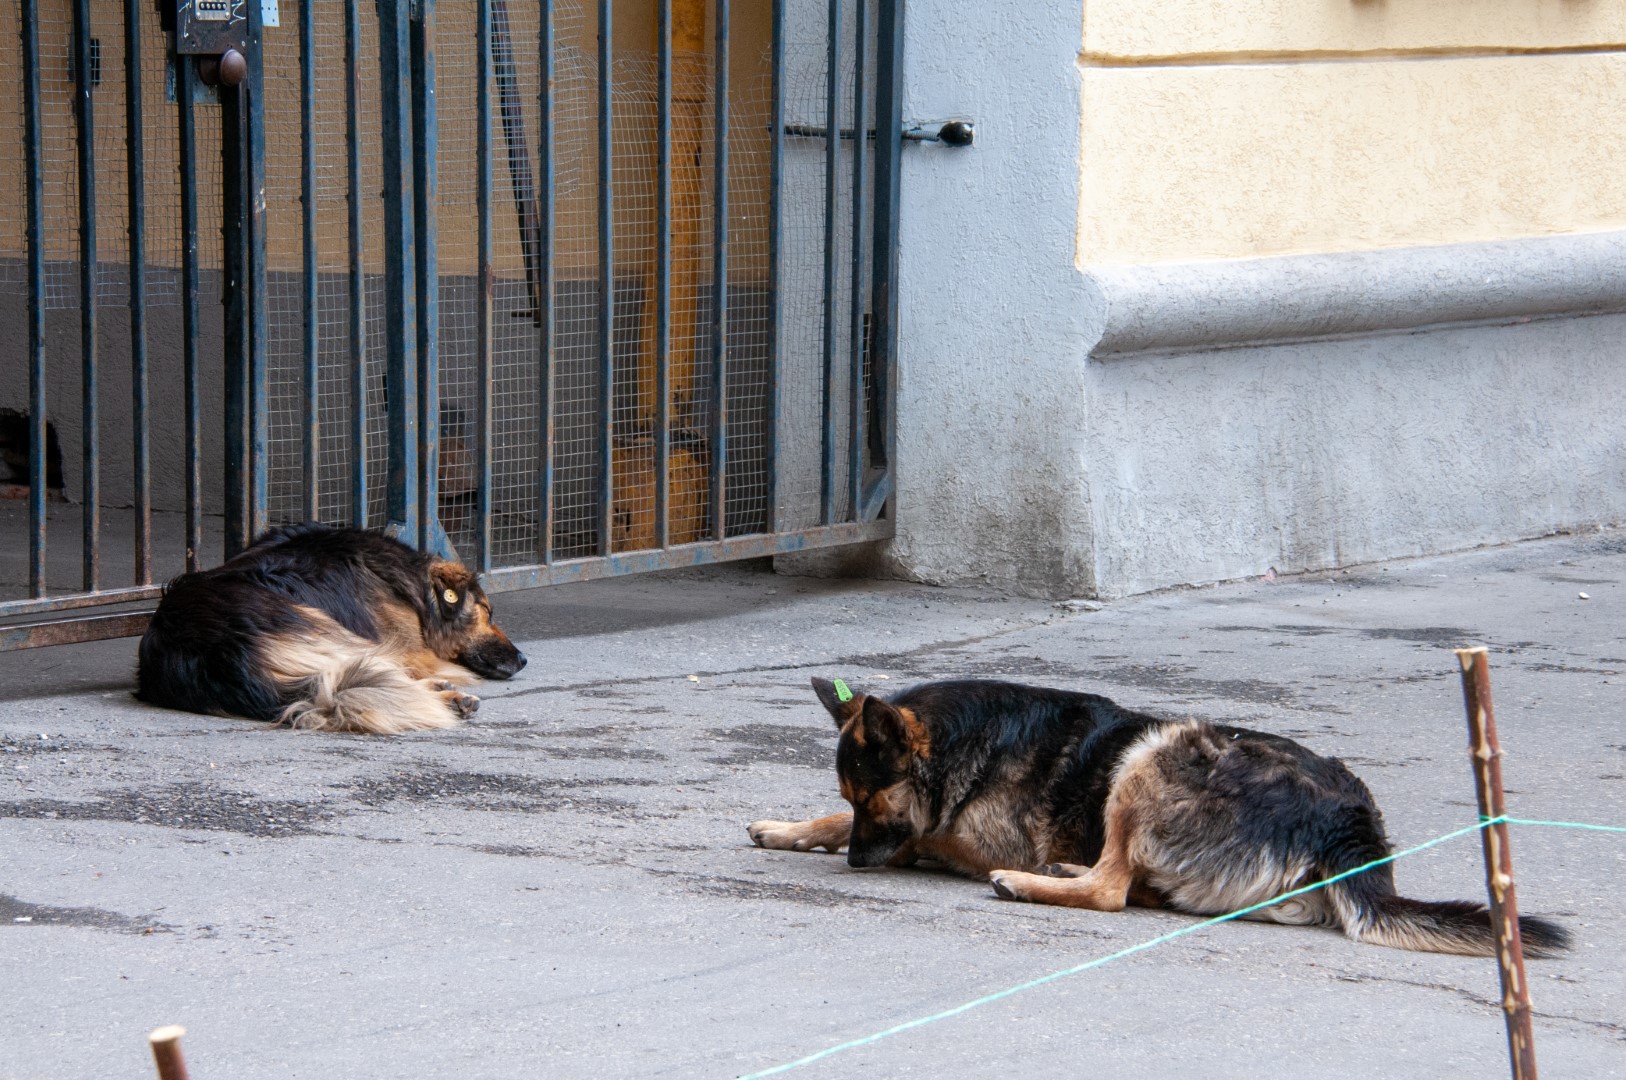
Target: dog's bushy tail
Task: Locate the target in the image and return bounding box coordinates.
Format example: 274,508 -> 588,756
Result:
1327,867 -> 1570,957
259,608 -> 467,735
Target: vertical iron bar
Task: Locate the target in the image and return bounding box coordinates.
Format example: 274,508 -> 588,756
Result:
72,0 -> 100,589
246,0 -> 269,540
764,0 -> 784,535
596,0 -> 614,556
538,0 -> 556,562
21,0 -> 46,596
300,0 -> 320,521
412,0 -> 442,552
345,0 -> 367,526
124,0 -> 150,582
476,0 -> 494,572
846,0 -> 868,523
380,0 -> 420,540
865,0 -> 903,519
709,0 -> 729,540
177,54 -> 201,570
222,76 -> 249,554
817,0 -> 842,527
654,0 -> 671,549
1455,648 -> 1541,1080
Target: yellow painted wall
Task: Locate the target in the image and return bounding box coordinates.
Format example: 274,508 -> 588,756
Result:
1077,2 -> 1626,264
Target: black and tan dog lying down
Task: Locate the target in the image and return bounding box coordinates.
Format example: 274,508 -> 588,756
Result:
137,524 -> 525,734
750,678 -> 1569,956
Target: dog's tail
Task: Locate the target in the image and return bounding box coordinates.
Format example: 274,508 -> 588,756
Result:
1326,863 -> 1570,957
259,608 -> 469,735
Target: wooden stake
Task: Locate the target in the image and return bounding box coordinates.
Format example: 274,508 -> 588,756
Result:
1455,647 -> 1539,1080
148,1025 -> 190,1080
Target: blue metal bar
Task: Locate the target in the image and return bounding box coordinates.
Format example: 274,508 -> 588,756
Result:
476,0 -> 494,572
654,0 -> 671,549
818,0 -> 842,527
0,584 -> 163,619
124,0 -> 150,581
412,0 -> 443,553
300,0 -> 320,521
222,73 -> 249,555
72,0 -> 99,589
246,0 -> 269,541
345,0 -> 367,526
21,0 -> 46,596
176,54 -> 201,570
538,0 -> 557,563
379,0 -> 420,541
864,0 -> 904,520
596,0 -> 614,556
764,0 -> 785,535
710,0 -> 730,540
847,0 -> 868,523
482,519 -> 893,593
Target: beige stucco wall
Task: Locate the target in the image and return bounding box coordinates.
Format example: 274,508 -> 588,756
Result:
1077,2 -> 1626,264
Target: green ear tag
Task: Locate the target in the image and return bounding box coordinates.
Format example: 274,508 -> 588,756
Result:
833,678 -> 853,703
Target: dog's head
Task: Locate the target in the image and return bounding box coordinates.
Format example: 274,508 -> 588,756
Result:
423,561 -> 527,679
811,676 -> 929,868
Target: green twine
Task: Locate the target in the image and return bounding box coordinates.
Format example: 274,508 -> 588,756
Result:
1503,816 -> 1626,834
737,813 -> 1625,1080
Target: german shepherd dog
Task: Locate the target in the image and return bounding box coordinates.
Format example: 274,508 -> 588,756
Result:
749,678 -> 1570,957
137,524 -> 526,734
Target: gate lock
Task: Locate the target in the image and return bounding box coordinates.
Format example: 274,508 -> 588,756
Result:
783,119 -> 975,148
165,0 -> 250,87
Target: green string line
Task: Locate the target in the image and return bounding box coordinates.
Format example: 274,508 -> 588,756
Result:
1502,816 -> 1626,834
737,817 -> 1502,1080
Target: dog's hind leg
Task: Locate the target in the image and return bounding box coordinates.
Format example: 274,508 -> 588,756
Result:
747,812 -> 853,853
261,608 -> 469,734
989,766 -> 1151,910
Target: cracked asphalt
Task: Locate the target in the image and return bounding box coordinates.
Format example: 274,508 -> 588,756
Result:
3,534 -> 1624,1078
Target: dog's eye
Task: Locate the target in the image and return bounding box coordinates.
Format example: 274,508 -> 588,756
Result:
442,588 -> 459,605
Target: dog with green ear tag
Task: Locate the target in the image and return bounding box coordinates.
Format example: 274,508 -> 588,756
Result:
747,676 -> 1571,956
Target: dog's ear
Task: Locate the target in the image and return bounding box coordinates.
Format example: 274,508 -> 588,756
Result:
428,560 -> 475,614
859,695 -> 929,758
811,676 -> 863,727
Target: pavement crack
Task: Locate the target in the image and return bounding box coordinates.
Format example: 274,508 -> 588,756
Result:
1332,972 -> 1626,1037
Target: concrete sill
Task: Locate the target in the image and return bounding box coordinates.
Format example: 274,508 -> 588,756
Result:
1083,229 -> 1626,358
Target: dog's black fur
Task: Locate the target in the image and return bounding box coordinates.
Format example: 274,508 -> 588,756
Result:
750,678 -> 1571,957
137,523 -> 524,733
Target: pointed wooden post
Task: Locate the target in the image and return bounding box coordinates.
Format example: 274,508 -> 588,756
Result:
1454,647 -> 1539,1080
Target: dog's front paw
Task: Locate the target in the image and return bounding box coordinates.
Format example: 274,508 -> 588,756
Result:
749,820 -> 805,850
440,689 -> 481,719
990,869 -> 1042,902
747,820 -> 839,852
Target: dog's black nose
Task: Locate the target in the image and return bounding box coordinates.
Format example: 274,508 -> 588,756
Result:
513,651 -> 528,672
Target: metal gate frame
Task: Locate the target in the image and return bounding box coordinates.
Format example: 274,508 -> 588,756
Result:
1,0 -> 903,651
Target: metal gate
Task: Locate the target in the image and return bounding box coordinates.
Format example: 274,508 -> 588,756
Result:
0,0 -> 903,650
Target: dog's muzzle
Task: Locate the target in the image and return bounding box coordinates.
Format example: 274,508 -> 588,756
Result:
464,641 -> 527,680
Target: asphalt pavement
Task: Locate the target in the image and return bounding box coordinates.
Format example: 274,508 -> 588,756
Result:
3,533 -> 1624,1078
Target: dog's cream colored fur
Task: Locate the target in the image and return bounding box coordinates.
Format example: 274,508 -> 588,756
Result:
258,607 -> 478,734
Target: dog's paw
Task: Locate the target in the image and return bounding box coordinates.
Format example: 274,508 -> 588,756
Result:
989,870 -> 1038,902
747,820 -> 829,852
440,689 -> 481,719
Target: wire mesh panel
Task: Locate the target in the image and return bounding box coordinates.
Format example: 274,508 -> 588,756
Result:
0,0 -> 231,639
1,0 -> 899,648
254,0 -> 894,589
